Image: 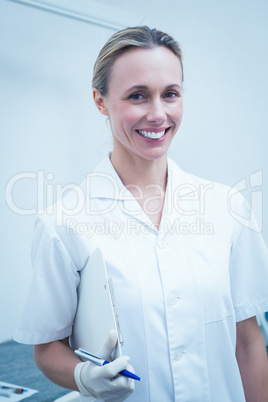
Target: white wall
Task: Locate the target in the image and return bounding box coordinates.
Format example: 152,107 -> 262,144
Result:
0,0 -> 143,343
1,0 -> 268,342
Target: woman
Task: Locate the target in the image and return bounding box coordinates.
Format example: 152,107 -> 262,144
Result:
15,26 -> 268,401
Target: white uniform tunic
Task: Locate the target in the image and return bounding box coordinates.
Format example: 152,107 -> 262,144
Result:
14,156 -> 268,401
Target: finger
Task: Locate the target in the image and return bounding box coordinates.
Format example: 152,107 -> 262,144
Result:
102,355 -> 130,379
99,376 -> 135,402
125,363 -> 135,374
109,374 -> 135,397
98,329 -> 118,360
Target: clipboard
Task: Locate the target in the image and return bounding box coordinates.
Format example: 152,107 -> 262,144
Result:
69,247 -> 123,359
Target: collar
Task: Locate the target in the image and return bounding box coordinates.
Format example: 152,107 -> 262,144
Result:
86,154 -> 130,200
86,154 -> 200,201
85,154 -> 202,234
166,158 -> 200,199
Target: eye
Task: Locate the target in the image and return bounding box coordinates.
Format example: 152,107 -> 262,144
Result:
164,91 -> 178,99
129,93 -> 144,100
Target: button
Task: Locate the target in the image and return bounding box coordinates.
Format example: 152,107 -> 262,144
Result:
158,239 -> 169,249
167,292 -> 181,306
173,349 -> 184,361
167,294 -> 177,306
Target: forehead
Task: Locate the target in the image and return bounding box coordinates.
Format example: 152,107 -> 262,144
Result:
108,46 -> 182,92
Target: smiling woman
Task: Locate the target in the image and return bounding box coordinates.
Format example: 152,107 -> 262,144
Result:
14,26 -> 268,402
93,46 -> 183,228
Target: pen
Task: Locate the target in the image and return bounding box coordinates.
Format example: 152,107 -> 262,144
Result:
75,348 -> 141,381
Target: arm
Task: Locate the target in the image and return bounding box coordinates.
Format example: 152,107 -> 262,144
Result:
33,337 -> 80,391
236,316 -> 268,402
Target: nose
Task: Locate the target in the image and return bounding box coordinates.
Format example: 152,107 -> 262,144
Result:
146,99 -> 166,123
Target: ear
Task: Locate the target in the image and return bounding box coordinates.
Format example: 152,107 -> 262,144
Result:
93,88 -> 109,116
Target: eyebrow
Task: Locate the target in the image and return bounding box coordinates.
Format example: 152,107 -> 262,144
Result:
125,84 -> 182,93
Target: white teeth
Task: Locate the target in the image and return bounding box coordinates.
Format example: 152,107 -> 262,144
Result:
137,129 -> 166,139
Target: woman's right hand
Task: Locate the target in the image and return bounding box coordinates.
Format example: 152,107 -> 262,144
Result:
74,330 -> 135,401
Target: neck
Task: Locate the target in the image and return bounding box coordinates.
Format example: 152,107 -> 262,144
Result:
110,149 -> 168,193
110,146 -> 168,229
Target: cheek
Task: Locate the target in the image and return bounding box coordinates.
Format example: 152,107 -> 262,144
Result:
173,102 -> 183,123
108,105 -> 141,135
121,106 -> 143,128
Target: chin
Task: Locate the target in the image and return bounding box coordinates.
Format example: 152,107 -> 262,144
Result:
138,149 -> 168,161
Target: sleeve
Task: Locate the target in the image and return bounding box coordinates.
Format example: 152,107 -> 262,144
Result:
14,215 -> 80,344
229,193 -> 268,322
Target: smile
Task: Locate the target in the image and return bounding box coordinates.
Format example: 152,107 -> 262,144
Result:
136,128 -> 168,140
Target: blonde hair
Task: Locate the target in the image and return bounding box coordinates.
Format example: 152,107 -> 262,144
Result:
92,26 -> 183,96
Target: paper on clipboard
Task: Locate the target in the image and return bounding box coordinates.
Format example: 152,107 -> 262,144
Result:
69,247 -> 123,359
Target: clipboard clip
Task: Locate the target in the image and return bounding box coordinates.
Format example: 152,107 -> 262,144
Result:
108,277 -> 124,346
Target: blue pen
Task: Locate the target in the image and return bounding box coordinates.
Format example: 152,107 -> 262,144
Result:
75,348 -> 141,381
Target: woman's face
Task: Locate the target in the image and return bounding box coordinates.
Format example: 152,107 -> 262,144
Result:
93,46 -> 183,163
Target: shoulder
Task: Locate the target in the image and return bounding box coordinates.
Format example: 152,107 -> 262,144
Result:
167,157 -> 235,207
167,157 -> 230,190
167,158 -> 259,235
